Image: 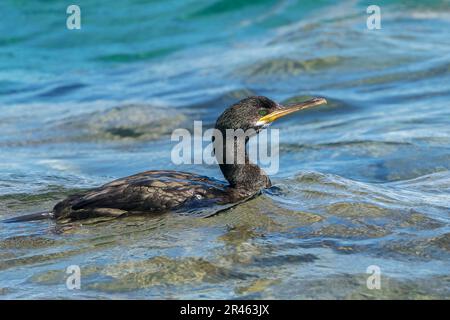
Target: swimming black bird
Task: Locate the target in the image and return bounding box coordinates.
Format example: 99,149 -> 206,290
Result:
4,96 -> 326,223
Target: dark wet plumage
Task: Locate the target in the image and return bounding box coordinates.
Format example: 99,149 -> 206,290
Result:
52,170 -> 258,222
4,96 -> 326,223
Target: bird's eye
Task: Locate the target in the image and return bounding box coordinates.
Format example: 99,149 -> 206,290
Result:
258,109 -> 268,116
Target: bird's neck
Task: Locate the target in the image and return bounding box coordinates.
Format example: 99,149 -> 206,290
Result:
215,132 -> 271,190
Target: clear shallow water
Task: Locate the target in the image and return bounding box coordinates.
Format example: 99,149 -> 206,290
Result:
0,0 -> 449,299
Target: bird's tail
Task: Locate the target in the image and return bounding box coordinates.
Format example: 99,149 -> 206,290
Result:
2,211 -> 54,223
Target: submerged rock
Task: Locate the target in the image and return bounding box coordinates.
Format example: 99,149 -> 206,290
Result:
61,103 -> 187,142
238,56 -> 344,78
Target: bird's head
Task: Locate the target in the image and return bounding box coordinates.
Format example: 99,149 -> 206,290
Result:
215,96 -> 327,134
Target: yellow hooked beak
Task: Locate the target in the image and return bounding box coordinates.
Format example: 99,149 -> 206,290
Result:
256,97 -> 327,126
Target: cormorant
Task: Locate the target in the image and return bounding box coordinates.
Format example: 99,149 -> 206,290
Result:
4,96 -> 326,223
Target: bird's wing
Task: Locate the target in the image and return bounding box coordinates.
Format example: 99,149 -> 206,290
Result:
55,170 -> 229,217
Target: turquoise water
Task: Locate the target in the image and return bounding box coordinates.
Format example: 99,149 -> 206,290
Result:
0,0 -> 449,299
